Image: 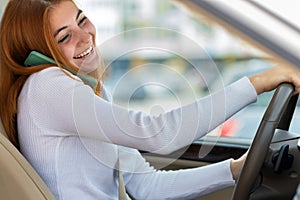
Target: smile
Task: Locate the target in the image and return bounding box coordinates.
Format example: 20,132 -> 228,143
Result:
74,45 -> 93,59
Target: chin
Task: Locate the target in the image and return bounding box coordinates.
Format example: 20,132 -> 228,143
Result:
76,63 -> 98,74
75,56 -> 100,73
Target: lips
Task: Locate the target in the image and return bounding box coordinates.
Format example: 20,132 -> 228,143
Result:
73,45 -> 93,59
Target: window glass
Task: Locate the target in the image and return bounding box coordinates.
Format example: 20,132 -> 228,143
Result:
0,0 -> 8,17
1,0 -> 298,143
81,0 -> 300,143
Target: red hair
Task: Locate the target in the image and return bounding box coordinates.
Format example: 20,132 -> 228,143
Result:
0,0 -> 103,148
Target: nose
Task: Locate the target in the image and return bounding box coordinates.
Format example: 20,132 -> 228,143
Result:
75,28 -> 92,44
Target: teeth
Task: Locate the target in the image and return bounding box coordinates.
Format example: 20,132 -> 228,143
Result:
74,46 -> 93,59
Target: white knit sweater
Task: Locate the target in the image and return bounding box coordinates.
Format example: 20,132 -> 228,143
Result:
17,67 -> 257,200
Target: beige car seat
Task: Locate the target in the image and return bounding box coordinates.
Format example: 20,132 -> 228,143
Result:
0,120 -> 55,200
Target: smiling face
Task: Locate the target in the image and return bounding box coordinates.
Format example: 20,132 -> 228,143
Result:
49,1 -> 100,73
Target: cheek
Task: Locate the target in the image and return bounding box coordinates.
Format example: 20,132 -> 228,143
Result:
60,46 -> 75,61
58,45 -> 79,68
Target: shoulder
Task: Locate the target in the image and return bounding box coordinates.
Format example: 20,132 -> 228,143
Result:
20,66 -> 89,100
28,66 -> 80,85
27,66 -> 84,88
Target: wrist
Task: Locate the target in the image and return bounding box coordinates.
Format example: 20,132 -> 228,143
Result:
230,159 -> 238,181
230,158 -> 244,181
249,75 -> 264,95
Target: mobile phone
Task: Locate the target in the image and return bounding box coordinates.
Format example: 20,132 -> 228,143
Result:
24,51 -> 98,88
24,51 -> 56,66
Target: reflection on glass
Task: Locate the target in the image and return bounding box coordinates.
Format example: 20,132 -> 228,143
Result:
81,0 -> 300,141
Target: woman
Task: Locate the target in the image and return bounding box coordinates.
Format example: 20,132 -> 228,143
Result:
1,0 -> 300,199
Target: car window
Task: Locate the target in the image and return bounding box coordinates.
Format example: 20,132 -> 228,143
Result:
1,0 -> 299,144
82,1 -> 300,143
0,0 -> 7,17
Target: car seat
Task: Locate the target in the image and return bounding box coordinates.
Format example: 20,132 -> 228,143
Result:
0,120 -> 55,199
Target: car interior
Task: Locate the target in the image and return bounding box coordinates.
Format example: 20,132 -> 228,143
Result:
0,121 -> 55,199
0,0 -> 300,200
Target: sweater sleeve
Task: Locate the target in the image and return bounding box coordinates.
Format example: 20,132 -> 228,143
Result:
22,67 -> 257,154
119,147 -> 235,200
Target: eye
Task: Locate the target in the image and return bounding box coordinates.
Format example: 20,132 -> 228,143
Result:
58,34 -> 70,44
78,16 -> 87,27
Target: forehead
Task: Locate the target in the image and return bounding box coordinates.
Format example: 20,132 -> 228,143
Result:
49,1 -> 79,31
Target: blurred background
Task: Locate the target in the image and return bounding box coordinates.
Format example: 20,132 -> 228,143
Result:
1,0 -> 299,142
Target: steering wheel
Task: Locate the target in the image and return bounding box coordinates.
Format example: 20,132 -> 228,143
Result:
232,83 -> 297,200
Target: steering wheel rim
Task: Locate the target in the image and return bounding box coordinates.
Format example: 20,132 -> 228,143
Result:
232,83 -> 295,200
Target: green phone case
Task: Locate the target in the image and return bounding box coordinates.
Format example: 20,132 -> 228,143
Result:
24,51 -> 98,88
24,51 -> 56,66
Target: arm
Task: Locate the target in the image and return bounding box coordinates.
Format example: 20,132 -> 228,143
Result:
120,147 -> 234,200
25,67 -> 257,154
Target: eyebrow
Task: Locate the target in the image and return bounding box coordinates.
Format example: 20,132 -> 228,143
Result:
53,9 -> 83,38
54,26 -> 67,38
76,9 -> 83,20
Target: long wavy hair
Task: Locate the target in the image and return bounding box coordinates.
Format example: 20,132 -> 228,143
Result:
0,0 -> 103,148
